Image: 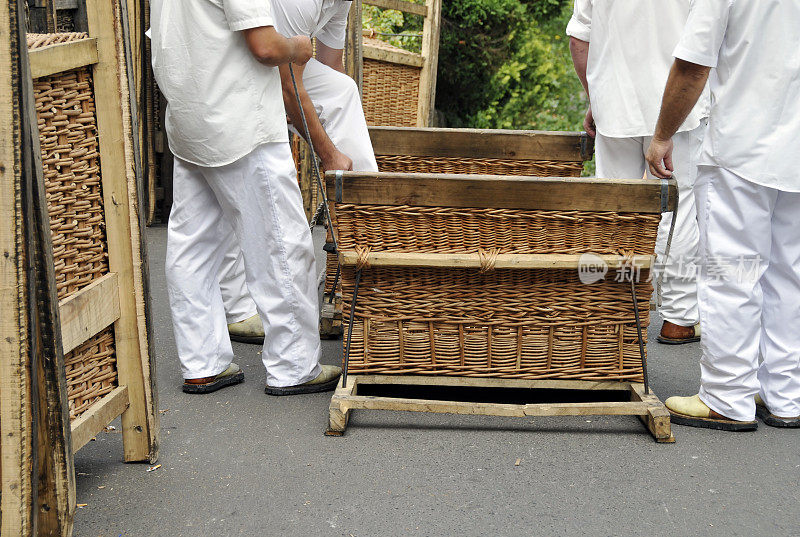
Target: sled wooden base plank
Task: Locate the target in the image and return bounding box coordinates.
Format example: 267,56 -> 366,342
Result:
325,375 -> 673,443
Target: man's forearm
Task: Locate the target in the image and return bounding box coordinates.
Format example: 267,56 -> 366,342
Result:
280,65 -> 338,162
654,59 -> 711,141
569,37 -> 590,95
244,28 -> 306,67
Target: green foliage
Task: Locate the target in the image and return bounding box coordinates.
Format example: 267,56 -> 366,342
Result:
362,5 -> 423,54
361,1 -> 594,174
436,0 -> 585,132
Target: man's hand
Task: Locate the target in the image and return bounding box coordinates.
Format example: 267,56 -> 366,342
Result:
646,136 -> 674,179
321,149 -> 353,172
290,36 -> 313,65
583,105 -> 596,138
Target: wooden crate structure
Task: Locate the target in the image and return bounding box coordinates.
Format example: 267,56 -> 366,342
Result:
2,2 -> 158,535
320,126 -> 594,337
361,0 -> 441,127
325,171 -> 676,441
293,0 -> 441,221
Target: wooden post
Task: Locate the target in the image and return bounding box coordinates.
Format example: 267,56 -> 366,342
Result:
86,0 -> 159,463
20,9 -> 77,537
417,0 -> 441,127
344,0 -> 363,92
1,1 -> 36,533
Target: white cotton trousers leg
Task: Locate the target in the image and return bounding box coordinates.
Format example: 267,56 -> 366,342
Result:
218,58 -> 378,318
595,126 -> 704,326
296,58 -> 378,172
166,142 -> 322,387
694,166 -> 800,421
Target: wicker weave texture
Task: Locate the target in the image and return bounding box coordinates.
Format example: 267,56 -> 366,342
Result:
342,266 -> 651,381
337,201 -> 658,381
375,155 -> 585,177
65,327 -> 117,419
335,205 -> 659,256
30,33 -> 118,419
362,39 -> 421,127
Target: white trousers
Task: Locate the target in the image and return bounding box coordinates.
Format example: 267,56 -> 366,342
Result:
595,126 -> 704,326
219,58 -> 378,320
695,166 -> 800,421
166,143 -> 322,387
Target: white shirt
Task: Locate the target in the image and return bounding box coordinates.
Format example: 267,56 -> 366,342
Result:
270,0 -> 350,49
150,0 -> 287,167
567,0 -> 709,138
674,0 -> 800,192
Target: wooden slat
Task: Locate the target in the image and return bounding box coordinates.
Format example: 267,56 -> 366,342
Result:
365,0 -> 428,16
369,126 -> 588,161
327,172 -> 678,213
58,272 -> 120,354
339,251 -> 653,270
630,383 -> 675,443
344,0 -> 363,92
70,386 -> 129,453
337,395 -> 650,417
87,0 -> 158,463
352,374 -> 632,391
363,43 -> 424,67
28,38 -> 98,78
417,0 -> 441,126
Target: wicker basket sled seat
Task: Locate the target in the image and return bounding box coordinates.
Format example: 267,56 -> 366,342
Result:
326,171 -> 677,382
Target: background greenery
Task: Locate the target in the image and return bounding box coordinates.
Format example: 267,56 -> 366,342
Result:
362,0 -> 587,132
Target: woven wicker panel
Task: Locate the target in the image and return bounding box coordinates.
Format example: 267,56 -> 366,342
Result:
375,155 -> 585,178
64,327 -> 117,419
362,39 -> 421,127
342,266 -> 651,381
326,205 -> 658,297
334,205 -> 659,256
336,201 -> 659,381
30,33 -> 109,298
29,33 -> 118,419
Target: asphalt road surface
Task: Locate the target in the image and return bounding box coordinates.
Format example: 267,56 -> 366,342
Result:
73,226 -> 800,537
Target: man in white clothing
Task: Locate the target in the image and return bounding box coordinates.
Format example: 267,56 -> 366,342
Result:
220,0 -> 378,344
151,0 -> 341,395
567,0 -> 708,345
647,0 -> 800,430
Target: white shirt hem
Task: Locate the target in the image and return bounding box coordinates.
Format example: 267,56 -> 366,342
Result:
699,161 -> 800,194
169,136 -> 289,168
595,117 -> 705,140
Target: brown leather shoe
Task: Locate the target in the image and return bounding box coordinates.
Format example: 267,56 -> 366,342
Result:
183,363 -> 244,394
657,321 -> 700,345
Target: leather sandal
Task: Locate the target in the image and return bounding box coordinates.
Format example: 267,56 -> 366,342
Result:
666,394 -> 758,431
657,321 -> 701,345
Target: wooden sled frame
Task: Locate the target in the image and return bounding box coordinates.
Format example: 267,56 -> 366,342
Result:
324,171 -> 677,443
326,375 -> 675,443
318,128 -> 596,338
